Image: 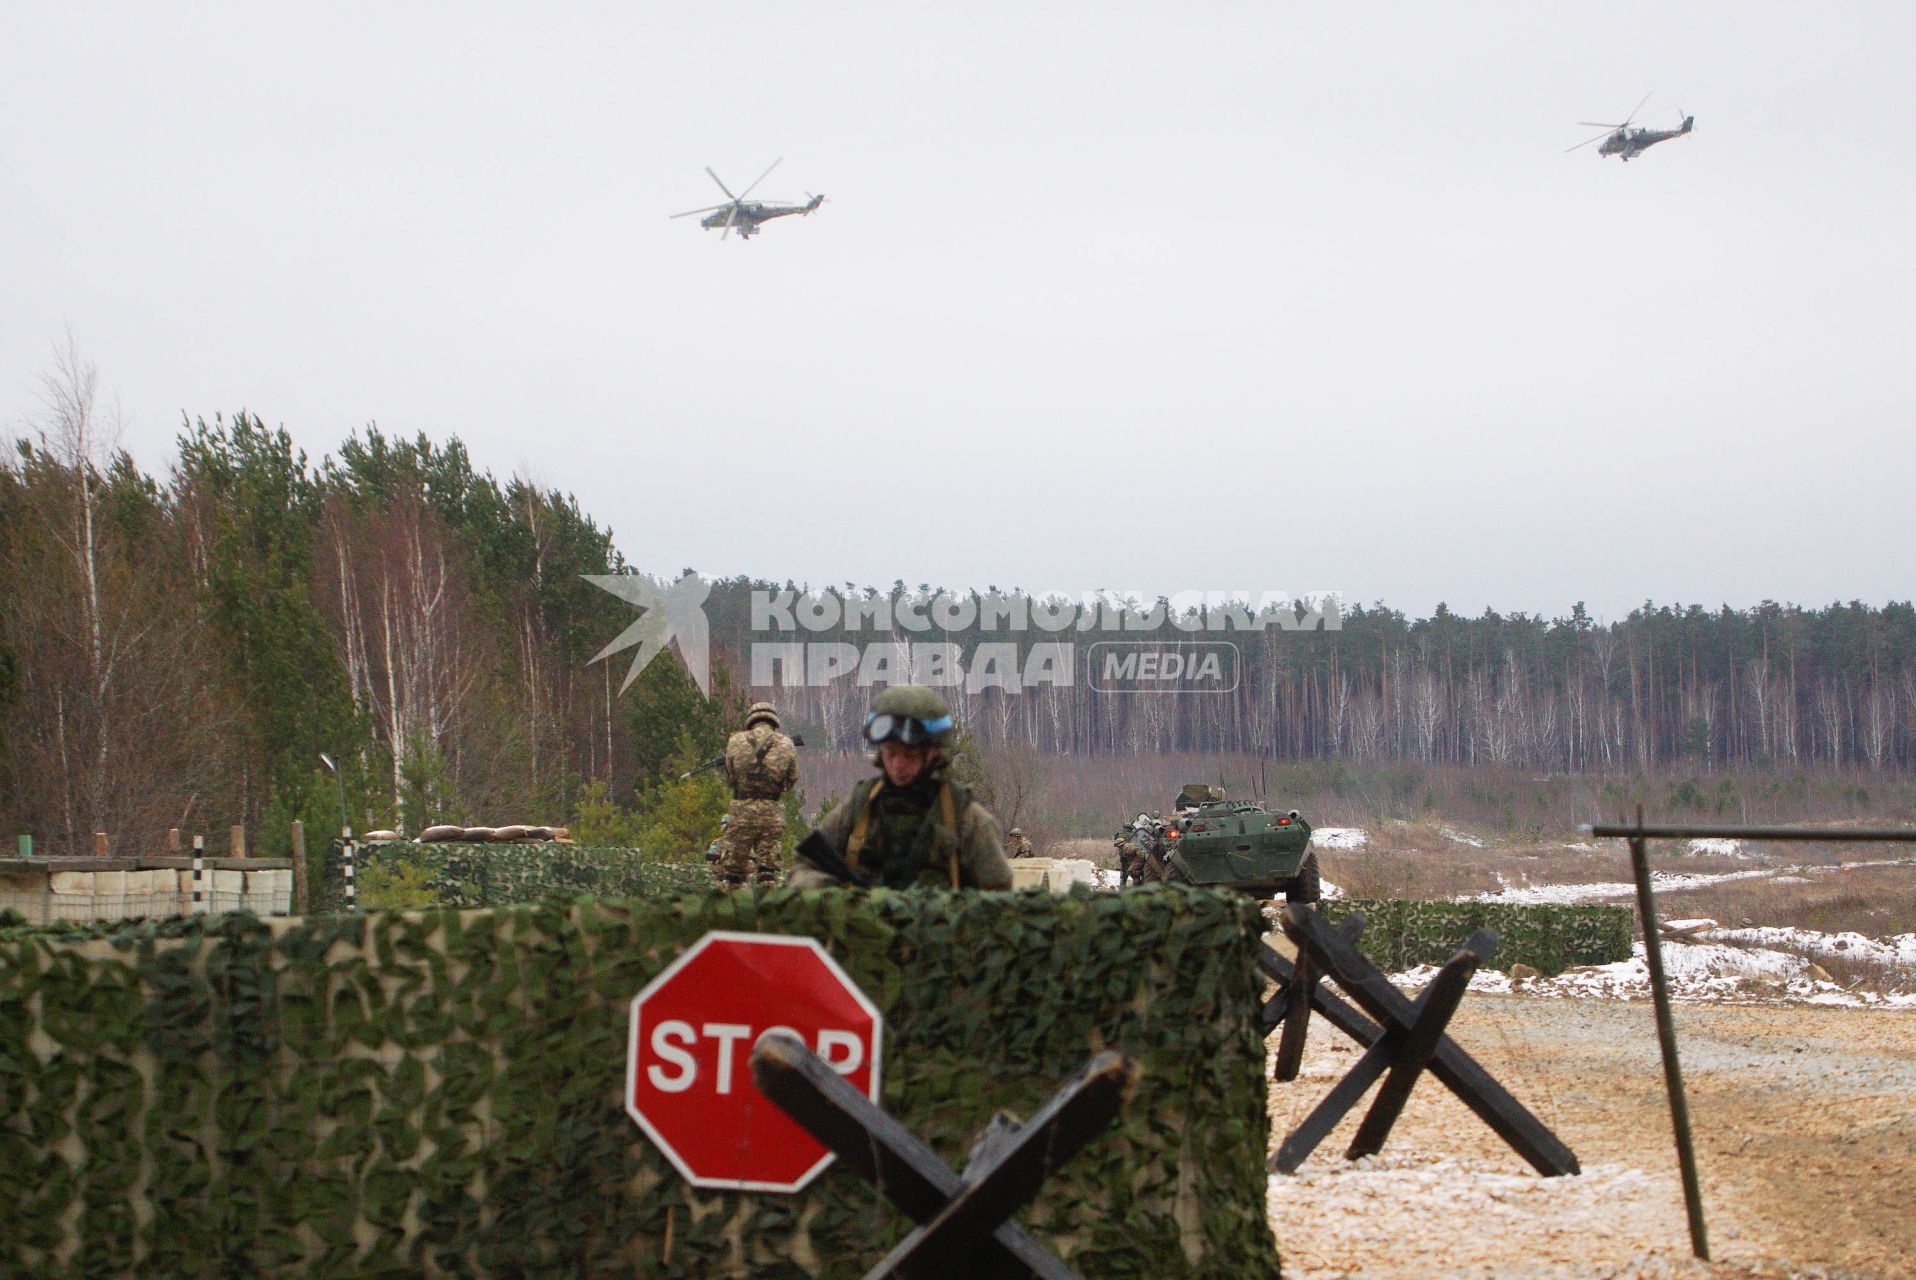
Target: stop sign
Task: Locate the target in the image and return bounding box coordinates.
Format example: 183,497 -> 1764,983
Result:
626,930 -> 883,1192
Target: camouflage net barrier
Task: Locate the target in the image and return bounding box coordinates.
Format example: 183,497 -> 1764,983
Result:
313,841 -> 712,913
0,887 -> 1279,1279
1317,898 -> 1633,976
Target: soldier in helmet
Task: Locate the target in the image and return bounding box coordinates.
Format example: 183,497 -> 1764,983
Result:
713,701 -> 799,890
790,685 -> 1012,890
1005,827 -> 1033,859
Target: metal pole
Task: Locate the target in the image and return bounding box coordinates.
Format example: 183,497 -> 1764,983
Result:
1627,807 -> 1709,1260
1589,821 -> 1916,842
320,752 -> 348,846
342,827 -> 356,911
290,820 -> 308,917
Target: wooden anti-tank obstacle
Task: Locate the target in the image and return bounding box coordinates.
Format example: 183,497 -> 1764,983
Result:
749,1033 -> 1137,1280
1261,903 -> 1578,1176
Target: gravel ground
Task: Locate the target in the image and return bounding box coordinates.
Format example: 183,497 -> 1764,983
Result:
1266,995 -> 1916,1279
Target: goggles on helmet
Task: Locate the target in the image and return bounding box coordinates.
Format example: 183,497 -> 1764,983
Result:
863,711 -> 953,746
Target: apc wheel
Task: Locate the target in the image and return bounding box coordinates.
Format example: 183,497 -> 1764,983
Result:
1284,852 -> 1321,904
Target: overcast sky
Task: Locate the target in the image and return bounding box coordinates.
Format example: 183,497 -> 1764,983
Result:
4,1 -> 1912,622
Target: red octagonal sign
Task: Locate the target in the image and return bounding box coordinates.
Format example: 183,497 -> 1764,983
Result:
626,930 -> 882,1193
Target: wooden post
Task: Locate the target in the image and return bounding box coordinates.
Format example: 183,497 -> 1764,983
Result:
1628,809 -> 1710,1261
290,820 -> 308,917
342,828 -> 356,911
230,824 -> 246,859
94,831 -> 109,857
1263,907 -> 1579,1178
1272,951 -> 1317,1082
192,836 -> 206,913
750,1033 -> 1129,1279
167,827 -> 180,853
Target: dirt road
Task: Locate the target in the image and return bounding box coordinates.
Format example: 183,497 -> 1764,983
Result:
1267,996 -> 1916,1278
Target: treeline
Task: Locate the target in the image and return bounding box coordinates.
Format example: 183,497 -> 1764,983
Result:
4,362 -> 1913,856
705,584 -> 1916,773
0,350 -> 736,856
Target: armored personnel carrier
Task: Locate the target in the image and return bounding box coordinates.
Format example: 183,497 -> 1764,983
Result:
1122,783 -> 1320,902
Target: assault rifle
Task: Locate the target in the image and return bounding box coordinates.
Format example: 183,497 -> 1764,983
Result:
794,829 -> 871,888
680,733 -> 805,781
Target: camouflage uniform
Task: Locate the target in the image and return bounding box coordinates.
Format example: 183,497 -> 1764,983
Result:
714,706 -> 799,890
788,684 -> 1011,891
791,762 -> 1011,890
1115,815 -> 1168,885
1006,828 -> 1034,859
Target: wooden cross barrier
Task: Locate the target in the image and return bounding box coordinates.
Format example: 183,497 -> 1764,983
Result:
1261,904 -> 1579,1177
749,1033 -> 1138,1280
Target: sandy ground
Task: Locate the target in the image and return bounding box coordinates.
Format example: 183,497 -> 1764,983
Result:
1266,995 -> 1916,1279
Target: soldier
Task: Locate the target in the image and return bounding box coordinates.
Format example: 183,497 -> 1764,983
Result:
789,685 -> 1012,890
1006,827 -> 1034,859
705,813 -> 729,864
713,701 -> 799,890
1116,813 -> 1165,885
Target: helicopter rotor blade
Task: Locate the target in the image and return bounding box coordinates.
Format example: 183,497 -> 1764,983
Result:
1577,122 -> 1624,129
1622,90 -> 1653,128
721,205 -> 737,241
1565,129 -> 1612,153
737,156 -> 782,201
670,203 -> 732,219
705,167 -> 737,200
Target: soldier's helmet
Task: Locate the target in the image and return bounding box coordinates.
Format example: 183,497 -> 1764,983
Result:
745,701 -> 781,729
863,684 -> 956,748
1009,827 -> 1023,837
719,813 -> 731,827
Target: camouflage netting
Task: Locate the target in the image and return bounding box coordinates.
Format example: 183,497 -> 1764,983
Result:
314,841 -> 712,913
0,887 -> 1280,1279
1316,898 -> 1633,976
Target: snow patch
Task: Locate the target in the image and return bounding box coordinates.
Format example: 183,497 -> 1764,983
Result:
1268,1157 -> 1674,1265
1312,827 -> 1367,851
1393,941 -> 1916,1009
1463,865 -> 1776,905
1685,838 -> 1748,859
1441,826 -> 1485,848
1702,925 -> 1916,971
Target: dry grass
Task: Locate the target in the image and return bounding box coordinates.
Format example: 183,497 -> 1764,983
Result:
1678,861 -> 1916,938
804,753 -> 1916,839
797,752 -> 1916,933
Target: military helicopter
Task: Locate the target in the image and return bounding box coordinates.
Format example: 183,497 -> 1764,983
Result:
1567,93 -> 1695,162
670,158 -> 824,240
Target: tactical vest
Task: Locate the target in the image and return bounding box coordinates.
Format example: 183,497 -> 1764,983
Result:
726,726 -> 791,800
843,775 -> 969,889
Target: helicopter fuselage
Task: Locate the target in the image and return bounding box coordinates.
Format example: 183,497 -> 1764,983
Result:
1598,116 -> 1694,161
696,196 -> 824,237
